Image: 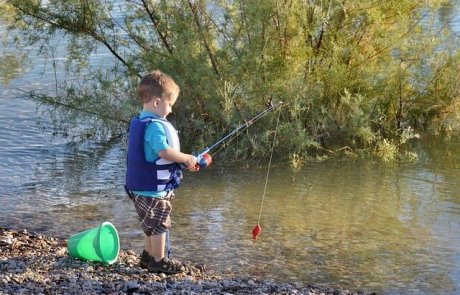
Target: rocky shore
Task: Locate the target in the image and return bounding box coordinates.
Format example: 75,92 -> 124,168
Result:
0,226 -> 377,295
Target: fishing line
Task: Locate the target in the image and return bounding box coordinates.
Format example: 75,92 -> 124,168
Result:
252,108 -> 282,239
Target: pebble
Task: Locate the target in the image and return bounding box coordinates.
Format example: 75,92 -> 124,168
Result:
0,226 -> 378,295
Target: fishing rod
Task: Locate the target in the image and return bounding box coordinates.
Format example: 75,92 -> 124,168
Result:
189,101 -> 284,170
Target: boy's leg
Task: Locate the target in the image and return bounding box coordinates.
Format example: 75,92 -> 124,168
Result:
144,235 -> 152,256
147,233 -> 166,262
141,233 -> 165,268
130,193 -> 184,273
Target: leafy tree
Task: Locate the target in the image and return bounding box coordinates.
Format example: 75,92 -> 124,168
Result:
1,0 -> 459,160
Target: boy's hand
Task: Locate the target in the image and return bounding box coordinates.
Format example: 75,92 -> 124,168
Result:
184,154 -> 198,171
159,148 -> 198,171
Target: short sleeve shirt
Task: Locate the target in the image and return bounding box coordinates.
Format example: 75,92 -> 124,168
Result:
141,111 -> 169,162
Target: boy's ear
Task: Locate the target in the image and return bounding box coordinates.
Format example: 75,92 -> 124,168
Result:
153,97 -> 161,106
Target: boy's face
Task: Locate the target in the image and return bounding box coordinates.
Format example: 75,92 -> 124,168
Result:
155,92 -> 177,118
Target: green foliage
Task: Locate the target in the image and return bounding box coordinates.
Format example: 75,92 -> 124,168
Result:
1,0 -> 459,160
0,52 -> 27,86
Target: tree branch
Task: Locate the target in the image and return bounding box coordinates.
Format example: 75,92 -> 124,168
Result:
19,89 -> 130,124
188,0 -> 220,77
351,8 -> 428,70
140,0 -> 173,54
10,2 -> 141,78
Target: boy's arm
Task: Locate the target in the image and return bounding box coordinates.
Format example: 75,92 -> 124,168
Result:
159,148 -> 198,170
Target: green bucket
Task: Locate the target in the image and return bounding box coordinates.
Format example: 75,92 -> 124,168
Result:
67,222 -> 120,264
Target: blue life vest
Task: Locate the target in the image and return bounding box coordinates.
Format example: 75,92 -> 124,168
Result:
125,117 -> 182,191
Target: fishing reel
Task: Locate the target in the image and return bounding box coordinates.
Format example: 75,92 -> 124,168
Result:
195,153 -> 212,170
179,153 -> 212,171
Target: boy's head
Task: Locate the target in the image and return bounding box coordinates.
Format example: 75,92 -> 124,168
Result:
138,70 -> 180,118
138,70 -> 180,103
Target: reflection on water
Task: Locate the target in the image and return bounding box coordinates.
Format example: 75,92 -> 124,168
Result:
173,150 -> 460,294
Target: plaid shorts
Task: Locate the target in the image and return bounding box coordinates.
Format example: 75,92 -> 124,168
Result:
128,191 -> 174,236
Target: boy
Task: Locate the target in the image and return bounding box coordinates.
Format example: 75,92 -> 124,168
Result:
125,70 -> 197,274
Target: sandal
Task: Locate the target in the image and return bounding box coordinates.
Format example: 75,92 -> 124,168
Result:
139,250 -> 150,269
148,257 -> 186,275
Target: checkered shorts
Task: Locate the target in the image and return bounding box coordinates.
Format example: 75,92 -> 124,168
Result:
128,192 -> 174,236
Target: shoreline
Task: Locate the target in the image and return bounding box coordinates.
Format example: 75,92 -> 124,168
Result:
0,226 -> 377,295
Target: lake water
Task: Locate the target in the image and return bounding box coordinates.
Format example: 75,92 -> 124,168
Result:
1,3 -> 460,295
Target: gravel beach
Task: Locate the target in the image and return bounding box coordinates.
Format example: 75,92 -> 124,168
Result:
0,226 -> 377,295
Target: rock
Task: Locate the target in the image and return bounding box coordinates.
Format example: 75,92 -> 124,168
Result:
0,237 -> 13,245
0,226 -> 373,295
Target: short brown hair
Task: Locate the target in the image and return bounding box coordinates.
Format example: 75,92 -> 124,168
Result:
138,70 -> 180,103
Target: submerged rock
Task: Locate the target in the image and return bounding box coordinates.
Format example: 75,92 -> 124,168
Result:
0,226 -> 376,295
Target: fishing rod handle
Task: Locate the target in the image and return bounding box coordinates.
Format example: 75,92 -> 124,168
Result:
178,152 -> 212,170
